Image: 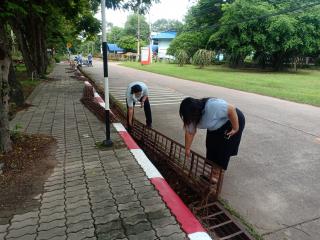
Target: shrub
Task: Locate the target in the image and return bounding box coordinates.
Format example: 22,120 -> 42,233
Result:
192,49 -> 214,68
175,50 -> 188,66
54,56 -> 61,63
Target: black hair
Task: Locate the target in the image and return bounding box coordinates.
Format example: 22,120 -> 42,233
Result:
179,97 -> 209,127
131,84 -> 142,94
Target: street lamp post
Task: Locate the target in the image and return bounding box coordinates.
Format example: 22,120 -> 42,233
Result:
101,0 -> 113,147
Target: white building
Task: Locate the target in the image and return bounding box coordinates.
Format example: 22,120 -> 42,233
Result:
151,31 -> 177,59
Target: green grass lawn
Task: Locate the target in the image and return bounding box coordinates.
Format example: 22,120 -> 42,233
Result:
121,62 -> 320,107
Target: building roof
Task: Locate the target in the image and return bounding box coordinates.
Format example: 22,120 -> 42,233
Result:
151,31 -> 177,40
108,43 -> 123,52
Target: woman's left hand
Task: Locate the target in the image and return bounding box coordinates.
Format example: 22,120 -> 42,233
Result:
226,128 -> 238,138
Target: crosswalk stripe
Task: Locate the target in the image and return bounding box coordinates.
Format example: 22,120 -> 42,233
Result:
117,99 -> 182,103
111,95 -> 183,100
110,90 -> 179,95
109,86 -> 186,107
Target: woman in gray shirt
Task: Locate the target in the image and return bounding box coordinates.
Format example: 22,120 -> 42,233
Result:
179,97 -> 245,181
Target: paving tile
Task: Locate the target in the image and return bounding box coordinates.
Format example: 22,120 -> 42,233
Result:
42,189 -> 65,199
124,222 -> 152,235
155,224 -> 183,237
41,199 -> 65,210
118,201 -> 141,211
92,206 -> 117,218
37,226 -> 66,240
96,228 -> 126,240
11,212 -> 39,223
120,207 -> 145,219
122,213 -> 149,226
7,233 -> 36,240
96,220 -> 123,234
40,206 -> 65,217
94,213 -> 120,225
38,219 -> 66,231
66,206 -> 91,217
39,212 -> 65,224
0,224 -> 9,233
127,230 -> 157,240
114,194 -> 138,204
6,225 -> 37,238
67,228 -> 95,240
67,219 -> 94,233
91,199 -> 115,211
159,232 -> 187,240
9,217 -> 38,230
66,212 -> 93,225
151,216 -> 177,228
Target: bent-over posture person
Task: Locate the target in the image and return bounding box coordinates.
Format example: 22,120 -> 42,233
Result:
179,97 -> 245,182
126,81 -> 152,131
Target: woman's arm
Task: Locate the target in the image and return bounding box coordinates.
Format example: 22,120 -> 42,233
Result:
185,130 -> 196,158
226,104 -> 239,137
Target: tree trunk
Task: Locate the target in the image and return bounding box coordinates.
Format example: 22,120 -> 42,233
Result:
11,9 -> 48,77
12,22 -> 36,76
0,24 -> 12,153
9,63 -> 24,106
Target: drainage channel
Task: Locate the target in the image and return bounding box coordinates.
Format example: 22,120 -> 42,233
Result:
76,68 -> 255,240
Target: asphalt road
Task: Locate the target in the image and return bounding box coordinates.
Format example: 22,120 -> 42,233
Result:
82,60 -> 320,240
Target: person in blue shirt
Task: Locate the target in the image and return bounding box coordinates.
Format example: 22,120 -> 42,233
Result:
126,82 -> 152,131
87,53 -> 93,67
179,97 -> 245,181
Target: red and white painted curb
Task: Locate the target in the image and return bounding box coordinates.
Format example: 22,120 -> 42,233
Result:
113,123 -> 213,240
84,81 -> 105,108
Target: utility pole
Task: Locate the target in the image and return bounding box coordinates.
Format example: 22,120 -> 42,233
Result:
137,9 -> 140,62
149,13 -> 152,64
101,0 -> 113,147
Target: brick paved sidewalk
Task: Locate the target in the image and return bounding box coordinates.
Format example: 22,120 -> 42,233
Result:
1,63 -> 186,240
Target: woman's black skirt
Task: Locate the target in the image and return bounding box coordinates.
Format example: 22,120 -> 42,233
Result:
206,108 -> 245,170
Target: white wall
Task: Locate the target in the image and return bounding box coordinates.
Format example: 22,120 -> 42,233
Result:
158,39 -> 174,59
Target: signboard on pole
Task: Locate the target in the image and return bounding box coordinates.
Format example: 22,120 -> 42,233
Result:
141,47 -> 150,65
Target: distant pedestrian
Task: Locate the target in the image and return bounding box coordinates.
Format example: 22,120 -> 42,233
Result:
126,82 -> 152,132
87,53 -> 93,67
179,97 -> 245,182
77,53 -> 83,65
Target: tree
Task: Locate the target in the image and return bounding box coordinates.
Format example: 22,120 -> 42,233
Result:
107,26 -> 124,43
118,36 -> 138,52
0,24 -> 12,152
167,32 -> 208,57
152,19 -> 183,32
209,0 -> 320,69
184,0 -> 234,31
123,14 -> 150,43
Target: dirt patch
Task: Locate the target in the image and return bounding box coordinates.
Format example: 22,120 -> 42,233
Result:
0,134 -> 57,222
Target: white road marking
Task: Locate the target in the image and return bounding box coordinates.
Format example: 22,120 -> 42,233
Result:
109,86 -> 187,107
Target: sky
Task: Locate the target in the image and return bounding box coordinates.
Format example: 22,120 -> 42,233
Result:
95,0 -> 197,27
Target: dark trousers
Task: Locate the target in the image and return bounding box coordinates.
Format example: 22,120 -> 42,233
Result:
126,97 -> 152,128
206,108 -> 245,170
